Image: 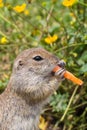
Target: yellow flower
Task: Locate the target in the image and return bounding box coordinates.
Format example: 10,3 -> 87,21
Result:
53,34 -> 58,41
45,34 -> 58,44
24,9 -> 30,15
0,37 -> 8,44
0,0 -> 2,3
62,0 -> 78,7
13,3 -> 26,13
39,116 -> 48,130
0,0 -> 4,7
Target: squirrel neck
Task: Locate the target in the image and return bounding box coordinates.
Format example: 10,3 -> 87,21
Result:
4,81 -> 45,108
5,79 -> 49,106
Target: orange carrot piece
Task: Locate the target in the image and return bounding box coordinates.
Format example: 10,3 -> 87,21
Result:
52,66 -> 83,86
64,71 -> 83,86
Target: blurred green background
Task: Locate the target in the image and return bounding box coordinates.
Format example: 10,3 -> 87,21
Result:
0,0 -> 87,129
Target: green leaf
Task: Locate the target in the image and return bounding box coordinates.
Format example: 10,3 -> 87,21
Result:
50,93 -> 69,112
80,51 -> 87,62
80,64 -> 87,73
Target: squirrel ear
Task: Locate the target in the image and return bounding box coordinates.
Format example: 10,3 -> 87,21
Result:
17,60 -> 24,70
18,60 -> 23,66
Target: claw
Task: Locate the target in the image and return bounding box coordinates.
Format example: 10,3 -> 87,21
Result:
54,68 -> 65,79
51,66 -> 65,78
55,68 -> 65,76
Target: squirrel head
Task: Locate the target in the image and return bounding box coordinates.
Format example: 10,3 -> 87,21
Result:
10,48 -> 65,103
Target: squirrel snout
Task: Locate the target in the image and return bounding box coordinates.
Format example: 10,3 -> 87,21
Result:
57,60 -> 66,68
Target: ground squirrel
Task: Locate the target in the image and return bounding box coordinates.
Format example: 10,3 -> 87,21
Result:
0,48 -> 65,130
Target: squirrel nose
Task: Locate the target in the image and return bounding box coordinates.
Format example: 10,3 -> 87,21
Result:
58,60 -> 66,68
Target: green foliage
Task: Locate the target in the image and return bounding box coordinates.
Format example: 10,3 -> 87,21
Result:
50,93 -> 69,112
0,0 -> 87,129
0,79 -> 9,92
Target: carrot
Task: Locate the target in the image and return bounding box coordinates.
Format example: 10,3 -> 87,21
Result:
52,66 -> 83,86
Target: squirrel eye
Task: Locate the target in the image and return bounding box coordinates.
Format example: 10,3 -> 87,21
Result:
33,56 -> 43,61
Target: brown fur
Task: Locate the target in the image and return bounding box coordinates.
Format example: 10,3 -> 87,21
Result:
0,48 -> 64,130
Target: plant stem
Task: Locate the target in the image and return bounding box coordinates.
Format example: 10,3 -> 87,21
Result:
78,0 -> 87,7
55,42 -> 86,53
0,14 -> 19,32
60,85 -> 79,122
